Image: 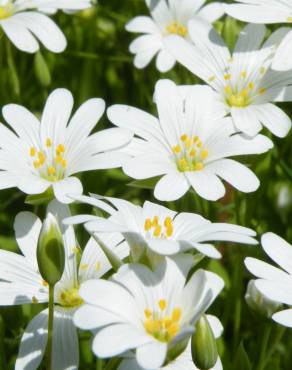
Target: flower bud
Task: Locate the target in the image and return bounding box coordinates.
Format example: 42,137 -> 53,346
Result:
245,280 -> 281,318
191,315 -> 218,370
37,213 -> 65,286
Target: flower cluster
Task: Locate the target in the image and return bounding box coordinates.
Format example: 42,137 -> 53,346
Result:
0,0 -> 292,369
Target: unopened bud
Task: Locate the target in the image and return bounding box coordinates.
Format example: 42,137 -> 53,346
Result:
191,315 -> 218,370
245,280 -> 281,318
37,213 -> 65,286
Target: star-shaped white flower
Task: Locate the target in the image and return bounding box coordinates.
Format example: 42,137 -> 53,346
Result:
65,194 -> 257,260
74,256 -> 224,369
225,1 -> 292,71
126,0 -> 224,72
119,317 -> 223,370
245,232 -> 292,328
0,200 -> 129,370
107,79 -> 273,201
165,20 -> 292,137
0,88 -> 132,203
0,0 -> 92,53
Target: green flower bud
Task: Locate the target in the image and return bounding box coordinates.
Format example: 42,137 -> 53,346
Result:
191,315 -> 218,370
37,213 -> 65,286
245,280 -> 282,319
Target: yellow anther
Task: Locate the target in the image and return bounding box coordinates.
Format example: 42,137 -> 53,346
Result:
96,262 -> 101,271
166,22 -> 187,37
260,67 -> 266,74
172,308 -> 182,322
144,218 -> 152,231
55,155 -> 63,163
72,246 -> 81,254
259,87 -> 266,95
48,166 -> 56,175
241,71 -> 247,78
46,138 -> 52,147
167,322 -> 180,338
38,151 -> 45,162
200,149 -> 209,160
32,296 -> 39,304
159,299 -> 167,311
224,85 -> 232,94
172,145 -> 181,154
56,144 -> 65,155
30,147 -> 36,157
224,74 -> 231,80
61,159 -> 67,168
196,140 -> 202,148
144,308 -> 152,319
42,280 -> 48,287
208,75 -> 216,82
154,225 -> 162,237
164,217 -> 172,227
166,225 -> 173,237
80,263 -> 89,270
0,3 -> 13,20
193,136 -> 199,143
248,82 -> 254,90
59,288 -> 83,307
195,162 -> 204,171
180,134 -> 188,142
185,138 -> 192,149
178,157 -> 189,171
152,216 -> 159,227
189,149 -> 196,157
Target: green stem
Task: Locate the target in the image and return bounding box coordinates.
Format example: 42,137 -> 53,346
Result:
96,358 -> 103,370
256,323 -> 272,370
103,358 -> 122,370
47,284 -> 55,370
263,325 -> 285,368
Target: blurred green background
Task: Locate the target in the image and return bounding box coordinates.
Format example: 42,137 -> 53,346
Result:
0,0 -> 292,369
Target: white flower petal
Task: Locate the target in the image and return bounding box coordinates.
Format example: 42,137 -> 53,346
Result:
255,280 -> 292,306
154,172 -> 190,201
231,106 -> 262,137
245,257 -> 291,283
272,309 -> 292,328
186,171 -> 225,201
254,104 -> 291,138
126,16 -> 158,33
53,177 -> 83,204
136,341 -> 167,370
156,48 -> 176,72
18,175 -> 50,195
197,2 -> 224,23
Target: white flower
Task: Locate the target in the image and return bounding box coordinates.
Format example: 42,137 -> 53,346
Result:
74,256 -> 224,369
224,1 -> 292,71
0,88 -> 132,203
65,194 -> 257,260
245,232 -> 292,328
126,0 -> 224,72
107,79 -> 273,201
165,20 -> 292,137
0,200 -> 129,370
0,0 -> 92,53
118,315 -> 223,370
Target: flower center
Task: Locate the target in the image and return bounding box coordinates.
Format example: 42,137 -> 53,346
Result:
144,299 -> 182,342
29,138 -> 67,182
166,22 -> 187,37
59,287 -> 83,308
0,1 -> 13,19
144,215 -> 173,238
172,134 -> 208,172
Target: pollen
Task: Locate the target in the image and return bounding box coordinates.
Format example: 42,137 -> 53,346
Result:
48,166 -> 56,175
166,22 -> 187,37
172,145 -> 181,154
30,147 -> 36,157
59,288 -> 83,307
46,138 -> 52,147
144,301 -> 182,342
224,74 -> 231,80
172,133 -> 208,172
56,144 -> 65,154
144,215 -> 174,239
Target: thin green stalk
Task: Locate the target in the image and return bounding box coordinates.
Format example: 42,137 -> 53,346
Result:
96,358 -> 103,370
47,285 -> 55,370
5,38 -> 20,97
256,323 -> 272,370
104,358 -> 122,370
263,326 -> 286,368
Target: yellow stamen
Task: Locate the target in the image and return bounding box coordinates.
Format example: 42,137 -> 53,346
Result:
42,280 -> 48,287
80,263 -> 89,270
259,87 -> 266,95
96,262 -> 101,271
200,149 -> 209,160
241,71 -> 247,78
248,82 -> 254,90
224,74 -> 231,80
172,308 -> 182,322
61,159 -> 67,168
180,134 -> 188,142
48,166 -> 56,175
144,218 -> 152,231
166,22 -> 187,37
159,299 -> 167,311
208,75 -> 216,82
144,308 -> 152,319
30,147 -> 36,157
172,145 -> 181,154
154,225 -> 162,237
194,162 -> 204,171
46,138 -> 52,147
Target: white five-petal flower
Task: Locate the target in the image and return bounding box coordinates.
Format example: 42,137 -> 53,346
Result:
0,0 -> 92,53
118,316 -> 223,370
165,20 -> 292,137
108,79 -> 273,201
65,194 -> 257,260
0,88 -> 133,203
126,0 -> 224,72
245,232 -> 292,328
225,1 -> 292,71
74,255 -> 224,369
0,200 -> 129,370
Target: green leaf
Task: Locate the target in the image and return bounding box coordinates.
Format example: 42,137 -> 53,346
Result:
233,342 -> 252,370
25,187 -> 54,205
127,176 -> 161,190
34,51 -> 51,87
